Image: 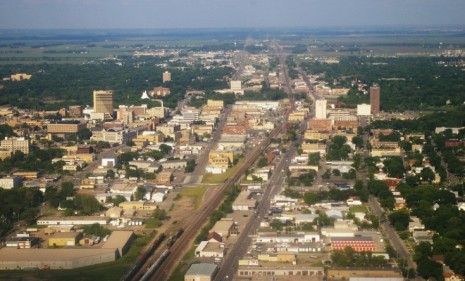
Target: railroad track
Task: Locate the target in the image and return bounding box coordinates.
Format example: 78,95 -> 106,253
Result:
148,108 -> 293,281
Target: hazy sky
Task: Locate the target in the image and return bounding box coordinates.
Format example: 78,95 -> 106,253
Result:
1,0 -> 464,29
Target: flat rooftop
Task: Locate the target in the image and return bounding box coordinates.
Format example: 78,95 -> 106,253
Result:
0,248 -> 116,262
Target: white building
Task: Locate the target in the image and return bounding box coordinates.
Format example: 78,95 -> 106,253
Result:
315,99 -> 327,119
37,216 -> 110,226
230,80 -> 242,91
101,158 -> 116,168
357,103 -> 372,116
195,241 -> 225,258
0,176 -> 21,189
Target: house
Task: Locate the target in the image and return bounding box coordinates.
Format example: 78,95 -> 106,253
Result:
0,176 -> 22,189
408,216 -> 425,233
101,158 -> 117,168
106,207 -> 123,219
150,87 -> 170,97
294,213 -> 318,225
110,181 -> 139,201
206,151 -> 234,174
346,197 -> 362,206
156,171 -> 173,186
413,230 -> 434,244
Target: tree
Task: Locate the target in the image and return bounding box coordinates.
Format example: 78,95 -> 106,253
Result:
135,186 -> 147,201
270,219 -> 284,231
185,159 -> 196,172
106,169 -> 115,179
343,169 -> 357,179
59,181 -> 75,198
109,195 -> 126,206
383,157 -> 405,178
73,194 -> 102,215
352,135 -> 364,149
420,167 -> 435,183
308,153 -> 320,166
388,209 -> 410,231
77,128 -> 92,140
83,223 -> 111,237
327,136 -> 352,161
257,156 -> 268,168
159,144 -> 172,155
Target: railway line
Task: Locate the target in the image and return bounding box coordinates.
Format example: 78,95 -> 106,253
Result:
125,42 -> 295,281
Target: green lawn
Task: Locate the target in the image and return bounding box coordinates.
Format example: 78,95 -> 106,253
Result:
179,185 -> 209,208
0,234 -> 152,281
201,158 -> 245,184
167,246 -> 196,281
349,205 -> 369,213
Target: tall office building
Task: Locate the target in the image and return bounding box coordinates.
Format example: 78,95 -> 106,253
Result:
315,99 -> 327,119
370,85 -> 381,115
162,71 -> 171,83
93,90 -> 113,114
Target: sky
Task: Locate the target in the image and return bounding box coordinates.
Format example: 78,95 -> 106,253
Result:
0,0 -> 464,29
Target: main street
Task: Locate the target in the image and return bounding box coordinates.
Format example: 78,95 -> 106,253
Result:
144,43 -> 298,281
184,106 -> 231,185
213,43 -> 308,280
214,104 -> 309,281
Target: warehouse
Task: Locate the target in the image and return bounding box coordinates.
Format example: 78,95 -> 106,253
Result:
0,248 -> 117,270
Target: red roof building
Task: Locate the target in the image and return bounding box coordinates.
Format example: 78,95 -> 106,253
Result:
331,236 -> 375,252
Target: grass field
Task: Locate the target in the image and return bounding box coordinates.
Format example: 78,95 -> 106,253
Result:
201,158 -> 245,184
179,185 -> 209,209
167,246 -> 196,281
349,205 -> 369,213
0,234 -> 152,281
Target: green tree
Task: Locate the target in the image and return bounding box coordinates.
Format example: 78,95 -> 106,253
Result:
270,219 -> 284,231
185,159 -> 196,172
134,186 -> 147,201
77,128 -> 92,140
73,194 -> 102,215
308,153 -> 320,166
257,156 -> 268,168
388,208 -> 410,231
352,135 -> 364,149
420,167 -> 435,183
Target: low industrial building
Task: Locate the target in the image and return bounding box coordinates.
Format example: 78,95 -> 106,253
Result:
37,216 -> 110,226
48,232 -> 82,247
0,248 -> 117,270
184,263 -> 218,281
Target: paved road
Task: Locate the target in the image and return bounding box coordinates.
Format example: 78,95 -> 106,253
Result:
213,43 -> 309,281
147,107 -> 294,281
214,132 -> 299,281
368,196 -> 417,270
357,131 -> 417,271
214,108 -> 308,281
184,107 -> 231,185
